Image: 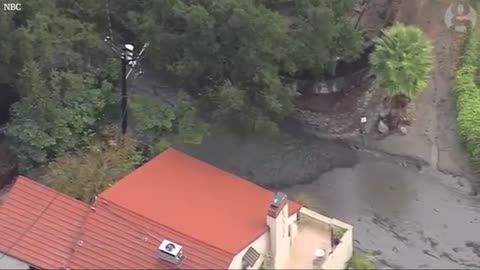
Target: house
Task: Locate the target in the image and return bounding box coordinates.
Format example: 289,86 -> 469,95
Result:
0,148 -> 353,269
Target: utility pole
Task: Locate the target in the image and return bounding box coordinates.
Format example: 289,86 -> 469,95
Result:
104,36 -> 149,134
120,51 -> 128,134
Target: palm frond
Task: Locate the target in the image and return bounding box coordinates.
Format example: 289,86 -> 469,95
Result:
370,23 -> 433,97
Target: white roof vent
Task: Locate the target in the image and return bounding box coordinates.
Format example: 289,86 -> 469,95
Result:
158,239 -> 185,267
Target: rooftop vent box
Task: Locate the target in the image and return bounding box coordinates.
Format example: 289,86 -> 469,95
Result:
271,192 -> 287,208
268,192 -> 288,217
158,239 -> 185,266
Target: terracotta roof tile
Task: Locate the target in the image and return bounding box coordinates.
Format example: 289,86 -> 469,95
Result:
0,176 -> 91,269
0,148 -> 302,269
66,199 -> 233,269
0,177 -> 233,269
100,148 -> 302,254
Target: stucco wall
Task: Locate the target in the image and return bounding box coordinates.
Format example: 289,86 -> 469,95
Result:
0,253 -> 29,270
228,212 -> 299,269
298,208 -> 353,270
321,228 -> 353,270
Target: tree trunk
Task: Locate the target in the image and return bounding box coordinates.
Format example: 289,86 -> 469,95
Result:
391,94 -> 411,109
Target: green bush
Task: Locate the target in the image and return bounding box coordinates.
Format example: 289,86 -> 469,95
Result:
347,255 -> 375,270
454,18 -> 480,179
333,225 -> 347,241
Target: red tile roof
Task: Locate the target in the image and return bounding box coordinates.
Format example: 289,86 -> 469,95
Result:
66,198 -> 233,269
0,148 -> 302,269
0,177 -> 233,269
100,148 -> 302,254
0,176 -> 91,269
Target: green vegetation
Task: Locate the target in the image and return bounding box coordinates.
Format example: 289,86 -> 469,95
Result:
347,254 -> 376,270
370,24 -> 433,98
0,0 -> 362,175
45,127 -> 143,203
3,1 -> 116,171
7,63 -> 113,170
129,92 -> 207,157
453,17 -> 480,179
119,0 -> 361,133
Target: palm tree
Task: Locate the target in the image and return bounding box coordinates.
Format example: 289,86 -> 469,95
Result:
370,24 -> 433,100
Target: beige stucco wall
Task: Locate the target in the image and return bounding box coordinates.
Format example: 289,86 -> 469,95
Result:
228,212 -> 299,269
0,253 -> 29,270
298,208 -> 353,270
321,227 -> 353,270
267,205 -> 291,268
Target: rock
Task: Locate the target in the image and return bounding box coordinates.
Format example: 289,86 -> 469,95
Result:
379,107 -> 390,118
405,102 -> 416,121
377,120 -> 389,134
399,125 -> 408,135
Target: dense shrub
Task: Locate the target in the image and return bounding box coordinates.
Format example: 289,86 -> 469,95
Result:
347,254 -> 375,270
454,18 -> 480,179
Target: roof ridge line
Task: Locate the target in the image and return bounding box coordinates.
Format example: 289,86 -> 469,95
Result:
96,196 -> 235,256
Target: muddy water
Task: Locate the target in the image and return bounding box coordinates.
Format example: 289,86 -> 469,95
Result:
178,131 -> 480,269
177,130 -> 358,189
284,151 -> 480,269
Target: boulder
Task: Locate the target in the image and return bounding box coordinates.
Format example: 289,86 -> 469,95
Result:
399,125 -> 408,135
378,106 -> 390,118
377,120 -> 389,134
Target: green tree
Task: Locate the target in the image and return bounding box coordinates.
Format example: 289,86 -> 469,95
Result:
4,2 -> 118,171
174,91 -> 209,144
118,0 -> 360,133
370,24 -> 433,98
129,92 -> 207,157
7,63 -> 112,171
0,12 -> 18,85
45,128 -> 142,203
282,0 -> 362,77
13,5 -> 116,80
129,95 -> 177,155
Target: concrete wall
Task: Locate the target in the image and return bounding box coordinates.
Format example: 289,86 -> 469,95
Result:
0,253 -> 29,270
322,227 -> 353,270
267,204 -> 291,268
228,212 -> 300,269
288,214 -> 299,246
298,208 -> 353,270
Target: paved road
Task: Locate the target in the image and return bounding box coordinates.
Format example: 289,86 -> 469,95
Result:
284,150 -> 480,269
178,130 -> 480,269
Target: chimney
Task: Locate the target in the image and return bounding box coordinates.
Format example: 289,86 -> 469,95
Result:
266,192 -> 290,268
158,239 -> 185,268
